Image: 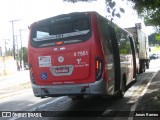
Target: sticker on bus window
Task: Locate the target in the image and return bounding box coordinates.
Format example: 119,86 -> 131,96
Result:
38,56 -> 51,67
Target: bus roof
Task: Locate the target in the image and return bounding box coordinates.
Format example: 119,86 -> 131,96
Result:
29,11 -> 98,28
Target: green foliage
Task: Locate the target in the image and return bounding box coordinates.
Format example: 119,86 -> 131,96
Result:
64,0 -> 160,28
156,34 -> 160,41
149,33 -> 160,45
105,0 -> 125,20
19,47 -> 28,64
63,0 -> 95,3
63,0 -> 125,20
129,0 -> 160,27
151,46 -> 160,52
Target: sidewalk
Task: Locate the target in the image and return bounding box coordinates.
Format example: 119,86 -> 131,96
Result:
0,70 -> 31,98
134,70 -> 160,119
0,70 -> 29,86
0,70 -> 29,80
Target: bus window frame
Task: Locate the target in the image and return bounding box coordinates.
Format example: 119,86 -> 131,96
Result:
30,14 -> 92,48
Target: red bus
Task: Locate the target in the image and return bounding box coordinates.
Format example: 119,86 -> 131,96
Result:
28,11 -> 138,99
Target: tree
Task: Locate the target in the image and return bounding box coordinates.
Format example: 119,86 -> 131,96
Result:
19,47 -> 28,65
63,0 -> 125,20
129,0 -> 160,28
64,0 -> 160,29
6,48 -> 13,56
63,0 -> 95,3
149,33 -> 160,46
156,33 -> 160,41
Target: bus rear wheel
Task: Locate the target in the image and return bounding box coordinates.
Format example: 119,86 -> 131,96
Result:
119,81 -> 126,98
139,60 -> 146,73
115,77 -> 126,98
146,61 -> 149,69
69,95 -> 84,100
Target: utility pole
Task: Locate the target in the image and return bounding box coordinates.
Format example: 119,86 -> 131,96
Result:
19,29 -> 27,70
0,46 -> 2,56
15,35 -> 19,60
9,19 -> 20,60
3,39 -> 9,56
3,39 -> 9,76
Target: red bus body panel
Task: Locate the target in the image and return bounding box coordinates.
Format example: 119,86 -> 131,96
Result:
28,11 -> 137,98
28,12 -> 103,86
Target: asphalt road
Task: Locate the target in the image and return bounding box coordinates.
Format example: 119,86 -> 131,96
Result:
0,59 -> 160,120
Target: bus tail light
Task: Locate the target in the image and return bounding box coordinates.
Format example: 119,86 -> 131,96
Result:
29,64 -> 36,84
55,41 -> 64,45
95,57 -> 103,81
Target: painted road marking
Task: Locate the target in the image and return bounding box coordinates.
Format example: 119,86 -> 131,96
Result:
128,71 -> 158,120
9,96 -> 65,120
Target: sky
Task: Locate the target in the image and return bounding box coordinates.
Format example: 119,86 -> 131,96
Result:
0,0 -> 155,52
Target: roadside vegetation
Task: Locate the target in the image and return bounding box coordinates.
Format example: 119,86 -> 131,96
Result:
151,46 -> 160,53
64,0 -> 160,30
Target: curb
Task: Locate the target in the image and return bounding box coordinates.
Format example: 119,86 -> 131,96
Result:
128,70 -> 159,120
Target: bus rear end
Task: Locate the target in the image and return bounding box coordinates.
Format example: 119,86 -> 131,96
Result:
28,12 -> 105,98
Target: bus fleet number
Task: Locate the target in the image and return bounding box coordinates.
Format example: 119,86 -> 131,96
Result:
74,51 -> 88,57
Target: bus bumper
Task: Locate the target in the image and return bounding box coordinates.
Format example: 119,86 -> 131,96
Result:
32,79 -> 106,97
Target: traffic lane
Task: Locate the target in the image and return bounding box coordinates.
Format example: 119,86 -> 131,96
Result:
0,89 -> 127,120
40,72 -> 156,120
0,89 -> 58,111
6,96 -> 119,120
149,58 -> 160,69
1,69 -> 157,120
0,82 -> 31,98
9,71 -> 155,120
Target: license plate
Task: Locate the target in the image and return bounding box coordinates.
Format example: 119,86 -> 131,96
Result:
55,67 -> 69,73
50,65 -> 74,76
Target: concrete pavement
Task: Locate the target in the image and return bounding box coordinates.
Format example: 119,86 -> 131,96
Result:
0,70 -> 30,89
0,61 -> 160,119
134,70 -> 160,120
0,70 -> 31,98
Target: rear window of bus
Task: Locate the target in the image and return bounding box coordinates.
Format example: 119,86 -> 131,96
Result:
30,13 -> 91,48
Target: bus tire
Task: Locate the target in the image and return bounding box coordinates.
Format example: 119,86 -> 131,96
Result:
136,68 -> 139,74
119,80 -> 126,98
146,62 -> 149,69
114,77 -> 126,98
139,61 -> 145,73
69,95 -> 84,100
